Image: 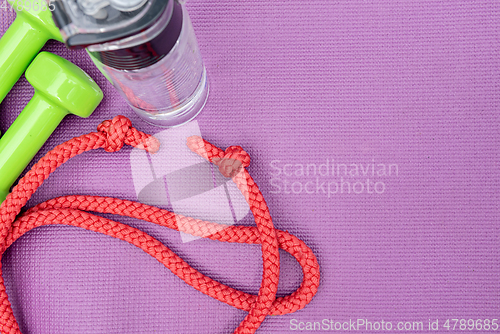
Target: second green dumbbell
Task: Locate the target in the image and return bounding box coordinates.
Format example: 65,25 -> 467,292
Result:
0,52 -> 103,204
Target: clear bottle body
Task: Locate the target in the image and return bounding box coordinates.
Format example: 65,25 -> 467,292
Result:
90,2 -> 208,127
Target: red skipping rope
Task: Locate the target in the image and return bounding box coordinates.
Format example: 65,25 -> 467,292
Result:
0,116 -> 320,334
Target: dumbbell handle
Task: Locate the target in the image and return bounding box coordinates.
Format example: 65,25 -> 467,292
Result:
0,1 -> 62,104
0,92 -> 67,202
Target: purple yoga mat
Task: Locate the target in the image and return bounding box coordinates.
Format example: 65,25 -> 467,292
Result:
1,1 -> 499,333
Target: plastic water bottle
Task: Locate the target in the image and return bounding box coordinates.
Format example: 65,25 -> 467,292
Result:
52,0 -> 208,127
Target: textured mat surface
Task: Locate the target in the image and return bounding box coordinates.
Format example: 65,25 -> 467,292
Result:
1,1 -> 499,333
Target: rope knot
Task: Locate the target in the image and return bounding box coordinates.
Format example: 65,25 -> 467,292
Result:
213,146 -> 251,178
97,115 -> 160,153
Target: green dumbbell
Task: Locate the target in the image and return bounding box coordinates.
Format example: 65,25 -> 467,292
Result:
0,52 -> 103,203
0,0 -> 63,104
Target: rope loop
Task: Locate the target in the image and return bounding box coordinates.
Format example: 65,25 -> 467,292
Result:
97,115 -> 160,153
97,115 -> 132,152
186,136 -> 251,178
213,146 -> 251,178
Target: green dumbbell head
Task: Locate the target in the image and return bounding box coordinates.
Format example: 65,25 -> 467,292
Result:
26,51 -> 103,117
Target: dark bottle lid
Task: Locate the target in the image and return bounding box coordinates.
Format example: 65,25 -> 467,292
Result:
51,0 -> 170,49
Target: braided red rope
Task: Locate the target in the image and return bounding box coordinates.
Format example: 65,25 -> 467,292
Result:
0,116 -> 320,334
